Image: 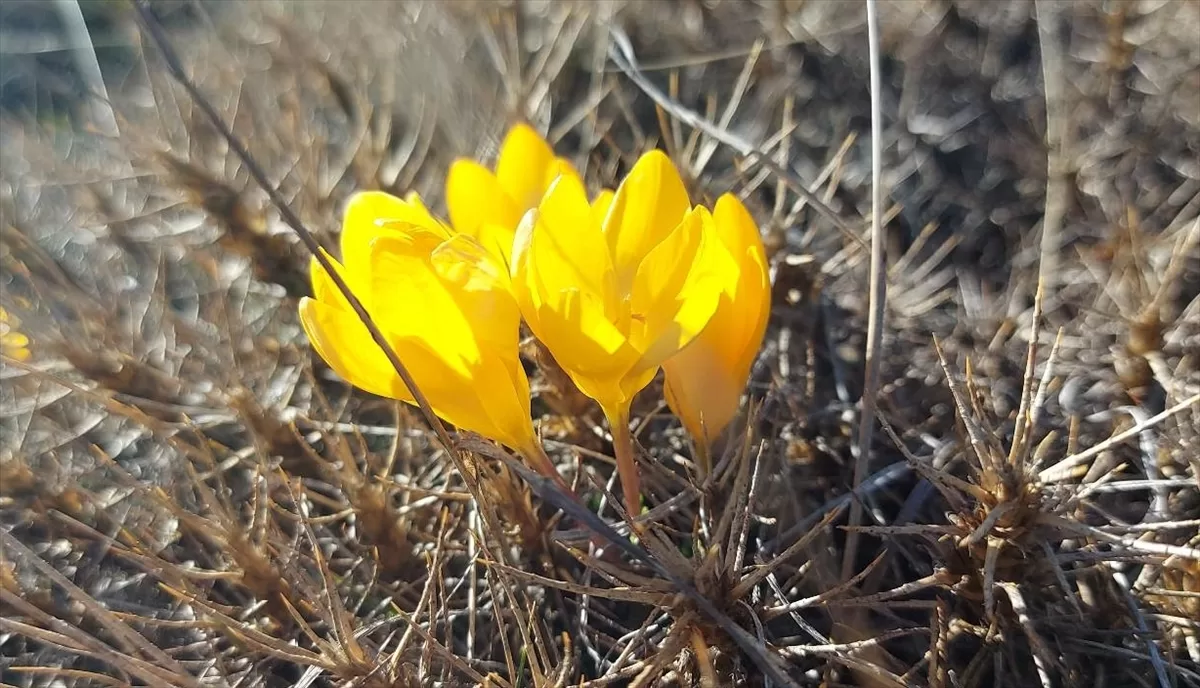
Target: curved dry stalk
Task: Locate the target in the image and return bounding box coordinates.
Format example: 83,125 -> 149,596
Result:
842,0 -> 889,582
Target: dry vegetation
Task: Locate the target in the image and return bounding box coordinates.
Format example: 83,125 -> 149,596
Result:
1,0 -> 1199,686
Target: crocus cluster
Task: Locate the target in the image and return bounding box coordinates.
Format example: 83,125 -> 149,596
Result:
299,123 -> 770,517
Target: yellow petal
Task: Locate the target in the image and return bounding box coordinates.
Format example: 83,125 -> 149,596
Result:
511,209 -> 634,408
341,191 -> 449,274
366,235 -> 481,375
496,123 -> 557,213
309,250 -> 363,311
542,159 -> 584,202
712,193 -> 772,372
469,222 -> 519,271
431,233 -> 520,352
602,150 -> 690,290
629,207 -> 727,375
509,210 -> 541,310
662,195 -> 771,445
303,295 -> 533,449
474,347 -> 538,451
527,175 -> 617,312
299,296 -> 411,401
617,366 -> 659,409
662,338 -> 743,446
445,159 -> 522,252
533,288 -> 632,409
2,345 -> 32,362
2,332 -> 30,349
629,207 -> 704,333
591,188 -> 615,225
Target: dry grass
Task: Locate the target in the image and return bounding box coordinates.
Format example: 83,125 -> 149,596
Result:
2,0 -> 1199,686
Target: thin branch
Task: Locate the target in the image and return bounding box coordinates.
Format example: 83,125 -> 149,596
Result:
1035,0 -> 1070,296
1039,393 -> 1200,481
842,0 -> 889,581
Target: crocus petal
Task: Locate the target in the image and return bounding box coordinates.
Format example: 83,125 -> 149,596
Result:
304,293 -> 531,447
341,191 -> 449,274
662,194 -> 771,445
299,296 -> 411,401
542,159 -> 584,199
302,183 -> 540,455
309,250 -> 364,313
496,123 -> 557,213
482,347 -> 538,451
1,330 -> 31,361
477,373 -> 537,451
513,214 -> 629,365
591,188 -> 615,225
662,339 -> 742,445
366,236 -> 481,374
712,193 -> 771,372
628,210 -> 728,389
412,340 -> 533,452
431,233 -> 520,352
630,207 -> 706,334
445,159 -> 522,262
535,289 -> 634,409
602,150 -> 690,290
516,176 -> 617,314
631,207 -> 728,352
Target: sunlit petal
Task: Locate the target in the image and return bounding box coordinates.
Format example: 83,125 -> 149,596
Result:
712,193 -> 771,369
591,188 -> 615,225
661,193 -> 771,446
299,297 -> 411,401
630,207 -> 727,374
432,234 -> 520,352
603,150 -> 690,289
341,191 -> 449,274
309,251 -> 360,311
528,177 -> 617,310
663,340 -> 742,446
496,123 -> 557,213
366,236 -> 480,375
302,182 -> 540,458
445,159 -> 522,252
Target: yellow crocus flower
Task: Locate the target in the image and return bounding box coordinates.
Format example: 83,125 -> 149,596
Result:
510,150 -> 732,517
445,123 -> 579,267
0,307 -> 31,362
299,191 -> 560,480
662,194 -> 771,467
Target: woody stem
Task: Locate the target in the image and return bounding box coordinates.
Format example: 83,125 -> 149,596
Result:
608,407 -> 642,523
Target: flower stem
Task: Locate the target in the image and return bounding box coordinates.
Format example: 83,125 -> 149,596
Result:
607,407 -> 642,523
519,442 -> 573,495
695,438 -> 713,480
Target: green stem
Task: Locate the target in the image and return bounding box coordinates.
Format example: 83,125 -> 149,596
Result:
607,407 -> 642,523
